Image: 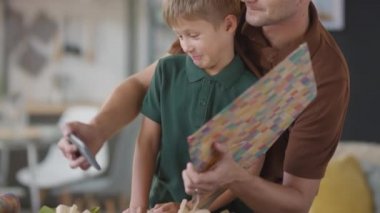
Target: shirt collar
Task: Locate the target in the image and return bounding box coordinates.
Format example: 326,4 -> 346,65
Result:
186,55 -> 247,88
186,56 -> 207,82
303,2 -> 323,57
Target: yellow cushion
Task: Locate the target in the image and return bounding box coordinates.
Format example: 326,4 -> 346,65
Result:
309,155 -> 373,213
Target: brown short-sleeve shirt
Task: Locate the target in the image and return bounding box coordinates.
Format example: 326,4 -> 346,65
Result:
169,3 -> 350,181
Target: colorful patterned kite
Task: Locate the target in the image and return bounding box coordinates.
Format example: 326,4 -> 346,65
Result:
187,43 -> 317,172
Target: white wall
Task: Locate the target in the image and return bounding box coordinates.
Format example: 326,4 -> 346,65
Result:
7,0 -> 128,104
133,0 -> 176,70
0,2 -> 4,94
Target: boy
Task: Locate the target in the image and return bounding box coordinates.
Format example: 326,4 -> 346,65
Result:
129,0 -> 258,211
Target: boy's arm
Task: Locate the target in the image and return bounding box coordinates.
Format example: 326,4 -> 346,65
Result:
130,117 -> 161,210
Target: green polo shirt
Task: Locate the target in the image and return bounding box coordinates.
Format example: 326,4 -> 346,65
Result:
141,54 -> 257,207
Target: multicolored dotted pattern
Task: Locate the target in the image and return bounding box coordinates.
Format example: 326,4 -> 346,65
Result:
188,43 -> 317,172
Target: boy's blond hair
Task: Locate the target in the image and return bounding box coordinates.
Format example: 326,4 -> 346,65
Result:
163,0 -> 241,28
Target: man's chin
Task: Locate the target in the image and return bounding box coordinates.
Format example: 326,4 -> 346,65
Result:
245,13 -> 267,27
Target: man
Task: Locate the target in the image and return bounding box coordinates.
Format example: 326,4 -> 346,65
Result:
59,0 -> 349,212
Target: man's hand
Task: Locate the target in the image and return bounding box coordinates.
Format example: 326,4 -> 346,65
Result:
182,142 -> 265,195
182,142 -> 243,194
58,121 -> 104,170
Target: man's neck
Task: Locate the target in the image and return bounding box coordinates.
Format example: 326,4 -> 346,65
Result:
262,4 -> 310,49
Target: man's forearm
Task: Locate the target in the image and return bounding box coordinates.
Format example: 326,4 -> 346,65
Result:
229,171 -> 320,213
90,62 -> 157,142
91,77 -> 146,141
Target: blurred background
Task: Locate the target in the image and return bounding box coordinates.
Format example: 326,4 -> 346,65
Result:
0,0 -> 379,212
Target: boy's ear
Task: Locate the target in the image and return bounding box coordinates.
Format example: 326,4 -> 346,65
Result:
224,14 -> 238,33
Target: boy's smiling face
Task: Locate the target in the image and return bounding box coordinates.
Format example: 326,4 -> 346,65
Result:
172,16 -> 236,75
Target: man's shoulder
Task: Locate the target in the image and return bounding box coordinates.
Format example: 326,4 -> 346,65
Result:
312,32 -> 349,83
307,2 -> 348,82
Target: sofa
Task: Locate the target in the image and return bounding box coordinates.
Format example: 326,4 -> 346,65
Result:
310,141 -> 380,213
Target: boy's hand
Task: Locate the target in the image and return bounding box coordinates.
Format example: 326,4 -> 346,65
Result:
152,202 -> 180,213
122,206 -> 148,213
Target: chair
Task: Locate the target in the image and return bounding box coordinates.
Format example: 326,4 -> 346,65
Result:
15,106 -> 109,191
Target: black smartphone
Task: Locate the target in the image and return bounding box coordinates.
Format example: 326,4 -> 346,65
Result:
68,134 -> 101,170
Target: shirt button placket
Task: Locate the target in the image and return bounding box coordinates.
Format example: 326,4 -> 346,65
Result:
197,79 -> 212,126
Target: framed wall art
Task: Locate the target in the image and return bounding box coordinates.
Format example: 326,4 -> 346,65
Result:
313,0 -> 345,31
